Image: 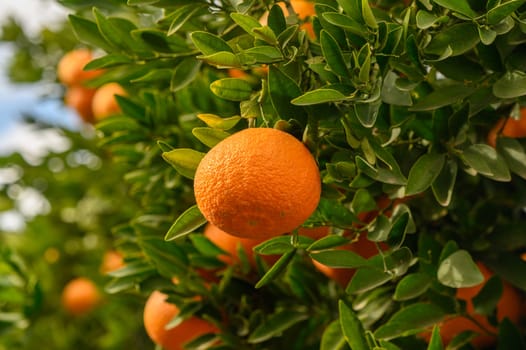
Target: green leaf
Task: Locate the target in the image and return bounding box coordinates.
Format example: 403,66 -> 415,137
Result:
493,71 -> 526,99
248,308 -> 308,343
292,88 -> 347,105
162,148 -> 205,179
210,78 -> 253,101
427,325 -> 444,350
84,53 -> 133,70
321,30 -> 349,77
243,46 -> 283,63
478,25 -> 497,45
405,153 -> 445,196
255,250 -> 296,288
410,85 -> 476,111
307,235 -> 351,251
374,303 -> 446,340
437,250 -> 484,288
497,318 -> 526,350
192,127 -> 230,148
230,13 -> 263,35
425,23 -> 479,57
268,66 -> 306,122
93,8 -> 147,54
497,137 -> 526,180
431,159 -> 458,207
321,320 -> 348,350
322,12 -> 368,37
433,0 -> 477,18
487,0 -> 526,25
350,188 -> 376,215
416,11 -> 441,30
171,58 -> 202,92
68,14 -> 113,52
381,71 -> 412,106
472,276 -> 502,316
191,31 -> 233,55
167,4 -> 207,35
268,4 -> 287,35
254,236 -> 302,255
367,215 -> 391,242
394,273 -> 432,301
361,0 -> 377,29
198,51 -> 241,68
310,250 -> 368,268
354,99 -> 381,128
197,114 -> 241,130
165,205 -> 207,241
462,144 -> 511,182
339,300 -> 369,350
346,265 -> 391,294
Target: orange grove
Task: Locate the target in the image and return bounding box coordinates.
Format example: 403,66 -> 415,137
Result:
487,107 -> 526,148
92,82 -> 126,120
57,48 -> 103,86
61,277 -> 101,316
64,85 -> 96,124
194,128 -> 321,240
426,262 -> 522,348
143,291 -> 218,350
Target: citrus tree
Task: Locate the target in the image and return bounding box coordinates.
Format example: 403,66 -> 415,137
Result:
4,0 -> 526,349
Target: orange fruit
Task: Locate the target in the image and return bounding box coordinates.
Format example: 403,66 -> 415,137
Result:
488,108 -> 526,147
194,128 -> 321,240
426,262 -> 522,347
312,233 -> 384,286
227,68 -> 248,79
204,223 -> 271,266
100,250 -> 124,274
143,291 -> 218,350
61,277 -> 101,316
57,48 -> 102,86
64,85 -> 96,123
92,82 -> 126,120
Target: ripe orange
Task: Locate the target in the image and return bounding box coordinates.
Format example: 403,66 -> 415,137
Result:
61,277 -> 101,316
57,48 -> 102,86
100,250 -> 124,274
487,108 -> 526,147
204,223 -> 272,266
427,262 -> 522,347
143,291 -> 218,350
64,85 -> 96,123
92,82 -> 126,120
312,233 -> 384,286
194,128 -> 321,240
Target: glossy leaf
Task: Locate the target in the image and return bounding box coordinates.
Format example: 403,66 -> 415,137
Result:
162,148 -> 205,179
394,273 -> 432,301
427,325 -> 444,350
431,159 -> 458,207
321,30 -> 349,77
374,303 -> 446,340
462,144 -> 511,182
433,0 -> 477,18
425,23 -> 479,57
497,137 -> 526,180
321,320 -> 348,350
69,14 -> 113,52
171,58 -> 202,92
493,71 -> 526,99
410,85 -> 476,111
191,31 -> 233,55
268,66 -> 306,122
165,205 -> 207,241
486,0 -> 525,25
346,266 -> 391,294
197,114 -> 241,130
191,127 -> 230,148
310,250 -> 368,268
255,250 -> 296,288
292,88 -> 347,105
339,300 -> 369,350
437,250 -> 484,288
307,235 -> 351,251
248,309 -> 308,343
210,78 -> 253,101
405,153 -> 445,196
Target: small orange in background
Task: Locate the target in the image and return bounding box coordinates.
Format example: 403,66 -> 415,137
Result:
61,277 -> 101,316
204,223 -> 275,267
487,107 -> 526,147
92,82 -> 126,120
143,291 -> 218,350
57,48 -> 102,86
64,85 -> 96,123
194,128 -> 321,240
423,262 -> 522,348
100,250 -> 124,274
259,0 -> 316,38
